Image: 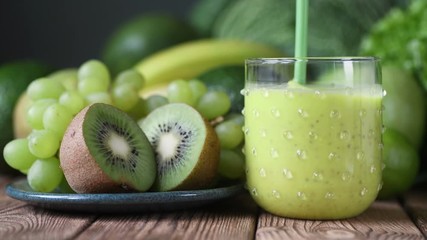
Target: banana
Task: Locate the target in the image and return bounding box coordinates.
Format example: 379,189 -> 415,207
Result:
134,39 -> 284,96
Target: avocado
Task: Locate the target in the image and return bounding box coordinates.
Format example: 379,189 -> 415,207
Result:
0,60 -> 52,174
101,13 -> 198,76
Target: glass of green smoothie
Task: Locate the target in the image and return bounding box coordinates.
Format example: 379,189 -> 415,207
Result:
243,57 -> 383,220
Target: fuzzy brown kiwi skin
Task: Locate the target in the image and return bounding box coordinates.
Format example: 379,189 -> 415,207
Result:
161,118 -> 220,191
60,105 -> 127,193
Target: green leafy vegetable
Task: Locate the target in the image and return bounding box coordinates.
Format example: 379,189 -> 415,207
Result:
360,0 -> 427,89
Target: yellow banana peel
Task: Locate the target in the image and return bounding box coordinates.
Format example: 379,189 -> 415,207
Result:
134,39 -> 284,96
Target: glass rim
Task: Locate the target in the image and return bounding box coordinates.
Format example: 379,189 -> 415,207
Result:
245,56 -> 380,64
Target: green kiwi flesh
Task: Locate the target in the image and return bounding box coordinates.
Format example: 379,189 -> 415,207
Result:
60,103 -> 156,193
140,103 -> 220,191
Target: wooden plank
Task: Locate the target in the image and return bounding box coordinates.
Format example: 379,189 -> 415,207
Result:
0,205 -> 97,240
75,193 -> 258,240
0,176 -> 27,210
0,176 -> 97,240
256,200 -> 424,240
403,188 -> 427,238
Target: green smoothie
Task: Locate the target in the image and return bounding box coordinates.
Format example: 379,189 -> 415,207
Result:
244,83 -> 383,219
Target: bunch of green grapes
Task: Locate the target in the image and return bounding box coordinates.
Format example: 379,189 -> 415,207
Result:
159,79 -> 246,181
3,59 -> 145,192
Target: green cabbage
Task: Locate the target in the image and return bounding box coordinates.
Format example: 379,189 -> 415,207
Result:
212,0 -> 407,57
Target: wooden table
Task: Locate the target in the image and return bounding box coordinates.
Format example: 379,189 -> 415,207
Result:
0,176 -> 425,240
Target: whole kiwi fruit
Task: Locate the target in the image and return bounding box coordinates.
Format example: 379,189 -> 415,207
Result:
140,103 -> 220,191
60,103 -> 156,193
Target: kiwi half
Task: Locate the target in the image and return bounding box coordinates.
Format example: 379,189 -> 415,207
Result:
60,103 -> 156,193
140,103 -> 220,191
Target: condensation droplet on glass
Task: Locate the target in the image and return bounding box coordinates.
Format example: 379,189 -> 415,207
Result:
270,148 -> 279,158
259,168 -> 266,177
339,130 -> 349,140
260,129 -> 267,138
241,108 -> 245,116
283,130 -> 293,140
284,89 -> 294,99
368,129 -> 375,138
296,149 -> 307,160
356,151 -> 365,160
381,163 -> 386,170
283,168 -> 293,179
324,192 -> 335,199
251,147 -> 257,156
272,190 -> 281,199
359,109 -> 367,118
263,89 -> 269,97
252,109 -> 260,117
271,108 -> 281,118
297,108 -> 308,118
240,89 -> 249,96
297,191 -> 307,201
376,106 -> 384,116
377,182 -> 383,192
382,89 -> 387,97
382,125 -> 387,134
330,109 -> 341,119
328,152 -> 337,160
370,165 -> 377,174
242,126 -> 249,135
312,172 -> 324,181
308,131 -> 318,140
360,187 -> 368,197
378,143 -> 384,150
341,171 -> 351,181
251,188 -> 258,196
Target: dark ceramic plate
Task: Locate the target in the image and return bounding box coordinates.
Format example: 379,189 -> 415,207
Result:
6,179 -> 244,213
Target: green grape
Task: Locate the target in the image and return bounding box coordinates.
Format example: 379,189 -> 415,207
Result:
59,90 -> 86,115
27,77 -> 66,100
27,157 -> 63,192
3,138 -> 37,170
43,103 -> 74,138
188,79 -> 207,103
114,69 -> 145,90
77,59 -> 110,88
145,95 -> 169,113
196,91 -> 231,120
27,99 -> 57,130
218,149 -> 245,180
48,68 -> 78,90
224,113 -> 244,126
167,79 -> 195,105
126,98 -> 149,120
78,77 -> 109,96
112,84 -> 139,111
85,92 -> 113,105
215,120 -> 244,149
28,129 -> 61,159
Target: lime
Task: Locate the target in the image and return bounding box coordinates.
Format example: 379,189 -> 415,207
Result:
197,65 -> 244,113
0,60 -> 52,174
382,65 -> 426,149
101,14 -> 198,76
378,128 -> 420,199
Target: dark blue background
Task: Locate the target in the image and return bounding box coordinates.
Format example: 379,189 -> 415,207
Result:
0,0 -> 199,68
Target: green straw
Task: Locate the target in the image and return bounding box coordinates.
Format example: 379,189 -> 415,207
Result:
294,0 -> 309,84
